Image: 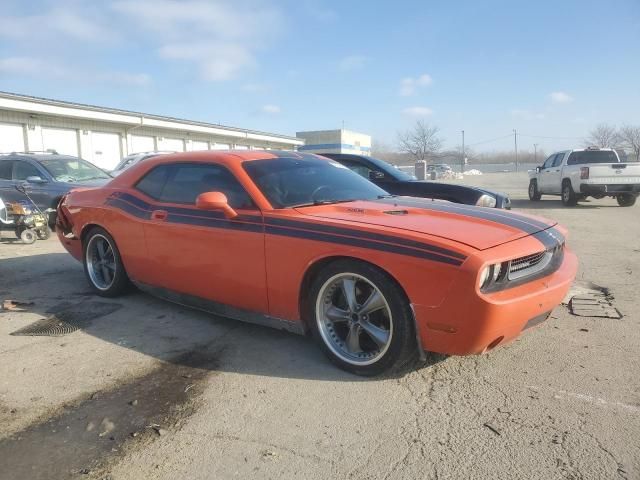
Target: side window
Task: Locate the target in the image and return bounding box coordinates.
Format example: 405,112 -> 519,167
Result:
0,161 -> 12,180
552,153 -> 564,167
139,163 -> 255,209
339,159 -> 372,179
542,155 -> 555,169
13,161 -> 41,180
136,165 -> 170,199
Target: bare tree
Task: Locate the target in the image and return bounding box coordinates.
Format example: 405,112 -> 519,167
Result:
618,125 -> 640,162
397,121 -> 443,161
584,123 -> 620,148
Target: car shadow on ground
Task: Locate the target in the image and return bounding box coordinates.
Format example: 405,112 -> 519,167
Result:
0,253 -> 444,383
509,198 -> 619,210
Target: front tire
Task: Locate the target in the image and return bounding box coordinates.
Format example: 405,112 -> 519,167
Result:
20,229 -> 36,244
83,227 -> 130,297
528,180 -> 542,201
561,181 -> 578,206
617,194 -> 637,207
308,259 -> 416,376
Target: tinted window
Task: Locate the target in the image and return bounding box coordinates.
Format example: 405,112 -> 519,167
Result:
136,163 -> 255,209
136,165 -> 170,199
0,161 -> 12,180
542,155 -> 555,169
39,156 -> 110,182
338,159 -> 374,178
567,150 -> 619,165
243,157 -> 388,208
552,153 -> 564,167
13,161 -> 41,180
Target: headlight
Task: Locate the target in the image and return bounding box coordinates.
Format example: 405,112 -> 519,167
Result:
476,194 -> 497,208
478,263 -> 508,290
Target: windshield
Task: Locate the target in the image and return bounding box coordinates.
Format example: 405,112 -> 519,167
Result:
39,156 -> 111,183
243,157 -> 389,208
567,150 -> 619,165
366,156 -> 416,180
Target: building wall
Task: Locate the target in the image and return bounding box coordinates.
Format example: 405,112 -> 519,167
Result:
0,94 -> 303,170
296,129 -> 372,156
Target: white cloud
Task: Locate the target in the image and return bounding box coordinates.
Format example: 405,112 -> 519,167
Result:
0,56 -> 151,86
261,104 -> 281,114
112,0 -> 283,81
339,55 -> 368,71
549,91 -> 574,104
402,106 -> 433,117
399,74 -> 433,96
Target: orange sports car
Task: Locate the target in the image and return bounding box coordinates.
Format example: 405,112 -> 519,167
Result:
57,150 -> 577,376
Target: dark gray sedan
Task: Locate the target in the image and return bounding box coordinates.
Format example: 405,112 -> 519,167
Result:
0,152 -> 111,223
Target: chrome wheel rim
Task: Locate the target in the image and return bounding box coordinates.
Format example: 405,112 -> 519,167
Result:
86,234 -> 116,290
316,273 -> 393,366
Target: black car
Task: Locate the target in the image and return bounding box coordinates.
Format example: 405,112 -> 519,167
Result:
322,153 -> 511,209
0,152 -> 111,224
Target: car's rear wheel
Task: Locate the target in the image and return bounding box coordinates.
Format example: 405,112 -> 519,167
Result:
528,180 -> 542,201
617,193 -> 637,207
561,181 -> 577,206
308,259 -> 416,376
83,227 -> 129,297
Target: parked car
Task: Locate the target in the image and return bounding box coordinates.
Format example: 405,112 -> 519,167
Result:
0,152 -> 111,225
322,153 -> 511,209
56,150 -> 576,376
110,151 -> 175,176
427,163 -> 453,178
528,147 -> 640,206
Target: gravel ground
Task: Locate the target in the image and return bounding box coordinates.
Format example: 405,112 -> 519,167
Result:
0,171 -> 638,480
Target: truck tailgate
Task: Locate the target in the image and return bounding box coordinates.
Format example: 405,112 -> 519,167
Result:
582,163 -> 640,184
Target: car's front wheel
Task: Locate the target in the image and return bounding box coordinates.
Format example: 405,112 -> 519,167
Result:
83,227 -> 130,297
308,260 -> 416,376
528,180 -> 542,201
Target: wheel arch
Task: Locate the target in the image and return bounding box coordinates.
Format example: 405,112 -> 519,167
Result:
297,255 -> 412,334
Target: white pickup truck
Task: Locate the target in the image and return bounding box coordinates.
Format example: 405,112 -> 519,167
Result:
528,147 -> 640,207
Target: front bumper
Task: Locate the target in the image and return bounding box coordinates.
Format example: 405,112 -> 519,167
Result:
413,247 -> 578,355
580,183 -> 640,195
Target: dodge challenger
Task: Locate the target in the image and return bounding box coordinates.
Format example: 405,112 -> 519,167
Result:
56,151 -> 577,376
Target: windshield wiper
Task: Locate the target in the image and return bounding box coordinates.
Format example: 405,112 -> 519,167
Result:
377,194 -> 397,199
291,199 -> 356,208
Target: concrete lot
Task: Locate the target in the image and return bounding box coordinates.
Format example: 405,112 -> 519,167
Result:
0,172 -> 638,480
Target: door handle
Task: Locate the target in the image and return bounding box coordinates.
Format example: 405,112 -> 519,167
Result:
150,210 -> 168,221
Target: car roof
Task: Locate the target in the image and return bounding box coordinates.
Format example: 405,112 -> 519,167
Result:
0,152 -> 81,162
139,149 -> 317,165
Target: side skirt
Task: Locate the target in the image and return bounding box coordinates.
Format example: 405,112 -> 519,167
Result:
132,280 -> 306,336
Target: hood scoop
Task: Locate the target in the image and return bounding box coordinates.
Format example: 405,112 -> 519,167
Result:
383,209 -> 409,215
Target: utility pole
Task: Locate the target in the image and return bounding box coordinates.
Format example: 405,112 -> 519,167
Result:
533,143 -> 539,164
461,130 -> 465,174
513,129 -> 518,172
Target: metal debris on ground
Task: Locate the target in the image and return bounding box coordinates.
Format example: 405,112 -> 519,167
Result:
483,422 -> 501,436
2,299 -> 34,312
569,294 -> 622,319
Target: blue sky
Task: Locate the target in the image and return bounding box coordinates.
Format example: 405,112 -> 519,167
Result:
0,0 -> 638,153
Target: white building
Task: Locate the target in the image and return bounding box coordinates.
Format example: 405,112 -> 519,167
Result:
0,92 -> 304,170
296,129 -> 371,156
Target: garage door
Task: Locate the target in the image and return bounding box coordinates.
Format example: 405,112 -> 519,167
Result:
234,145 -> 249,150
130,135 -> 155,153
158,137 -> 184,152
89,132 -> 121,170
191,140 -> 209,151
42,127 -> 78,156
212,143 -> 230,150
0,123 -> 25,153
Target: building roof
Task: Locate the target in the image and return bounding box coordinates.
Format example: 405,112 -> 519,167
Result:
0,91 -> 303,146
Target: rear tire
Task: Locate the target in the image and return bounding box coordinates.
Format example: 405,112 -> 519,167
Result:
308,259 -> 416,376
37,226 -> 51,240
617,194 -> 637,207
83,227 -> 130,297
528,180 -> 542,201
561,181 -> 578,206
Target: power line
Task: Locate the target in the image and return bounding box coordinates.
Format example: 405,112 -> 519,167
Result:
518,133 -> 584,140
466,133 -> 513,147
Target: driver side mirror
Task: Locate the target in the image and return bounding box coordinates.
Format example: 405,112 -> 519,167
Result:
26,175 -> 47,184
536,166 -> 542,173
195,191 -> 238,219
368,171 -> 385,180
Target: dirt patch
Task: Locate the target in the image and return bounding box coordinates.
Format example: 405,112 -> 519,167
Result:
0,348 -> 219,480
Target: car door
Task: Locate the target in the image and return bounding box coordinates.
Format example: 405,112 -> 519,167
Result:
538,154 -> 559,193
0,160 -> 15,204
11,160 -> 53,209
137,162 -> 268,313
546,152 -> 566,194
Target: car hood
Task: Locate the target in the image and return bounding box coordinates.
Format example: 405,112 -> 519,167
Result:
294,197 -> 556,250
413,180 -> 506,198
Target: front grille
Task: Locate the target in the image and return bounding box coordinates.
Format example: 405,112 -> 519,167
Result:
508,244 -> 563,281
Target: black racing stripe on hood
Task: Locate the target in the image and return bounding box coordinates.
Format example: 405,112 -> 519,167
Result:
374,197 -> 550,234
531,227 -> 565,250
